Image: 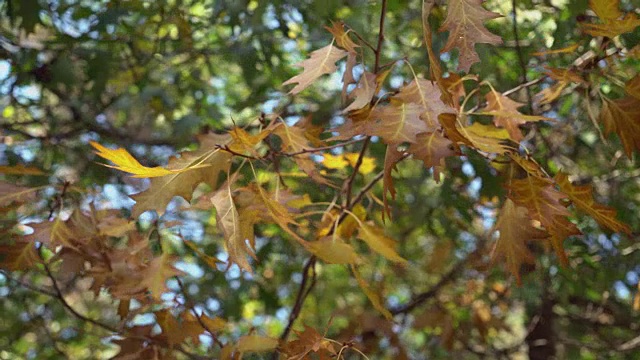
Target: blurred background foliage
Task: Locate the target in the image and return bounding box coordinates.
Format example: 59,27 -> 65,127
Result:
1,0 -> 640,359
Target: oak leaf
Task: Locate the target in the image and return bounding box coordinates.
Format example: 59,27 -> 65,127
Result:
356,222 -> 407,264
90,141 -> 179,178
408,132 -> 456,180
343,71 -> 377,113
394,78 -> 455,127
599,75 -> 640,158
235,335 -> 279,353
130,133 -> 233,217
491,199 -> 548,284
363,100 -> 431,144
439,0 -> 502,72
0,239 -> 39,271
382,145 -> 406,218
508,175 -> 581,265
283,43 -> 347,95
536,67 -> 585,104
0,182 -> 39,206
211,185 -> 255,273
281,325 -> 337,360
272,121 -> 332,185
352,265 -> 392,319
0,164 -> 45,175
478,90 -> 548,141
582,0 -> 640,38
135,253 -> 185,301
308,237 -> 360,265
555,172 -> 631,234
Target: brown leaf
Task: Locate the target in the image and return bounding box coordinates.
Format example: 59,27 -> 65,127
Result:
478,90 -> 548,141
600,76 -> 640,158
135,253 -> 184,300
394,78 -> 455,127
0,238 -> 39,271
364,101 -> 431,144
555,172 -> 631,234
491,199 -> 548,284
582,0 -> 640,37
131,133 -> 233,217
382,145 -> 406,218
408,132 -> 456,180
508,175 -> 581,265
343,72 -> 377,113
272,122 -> 332,185
211,185 -> 255,273
0,182 -> 39,206
439,0 -> 503,72
283,43 -> 347,95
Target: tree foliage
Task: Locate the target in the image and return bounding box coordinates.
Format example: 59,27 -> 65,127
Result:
1,0 -> 640,359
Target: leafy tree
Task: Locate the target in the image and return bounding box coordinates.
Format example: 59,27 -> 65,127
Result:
1,0 -> 640,359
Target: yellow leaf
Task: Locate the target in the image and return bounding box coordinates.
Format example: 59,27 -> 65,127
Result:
532,43 -> 580,56
555,172 -> 631,234
0,164 -> 45,175
236,335 -> 279,353
184,239 -> 224,270
308,237 -> 360,264
282,43 -> 347,95
90,141 -> 178,178
344,153 -> 376,175
351,265 -> 392,319
356,223 -> 407,264
321,153 -> 349,170
589,0 -> 622,21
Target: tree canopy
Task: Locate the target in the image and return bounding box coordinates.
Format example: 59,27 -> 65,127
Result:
1,0 -> 640,359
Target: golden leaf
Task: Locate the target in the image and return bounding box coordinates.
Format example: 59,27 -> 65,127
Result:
308,237 -> 360,264
90,141 -> 179,178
